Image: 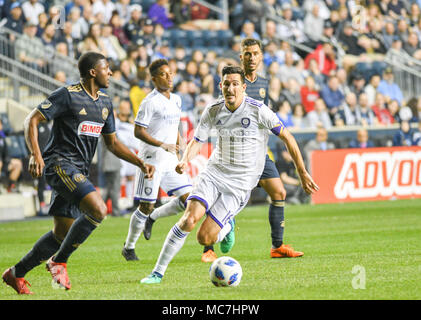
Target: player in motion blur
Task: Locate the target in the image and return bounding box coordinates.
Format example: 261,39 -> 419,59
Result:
2,52 -> 154,294
140,65 -> 318,284
121,59 -> 193,261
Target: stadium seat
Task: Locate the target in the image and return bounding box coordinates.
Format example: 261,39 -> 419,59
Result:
217,29 -> 233,48
187,30 -> 205,48
170,29 -> 189,48
202,30 -> 219,48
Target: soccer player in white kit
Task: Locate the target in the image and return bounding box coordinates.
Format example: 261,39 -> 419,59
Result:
121,59 -> 193,261
140,65 -> 319,283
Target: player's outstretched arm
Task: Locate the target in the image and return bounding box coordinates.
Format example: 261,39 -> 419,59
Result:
278,129 -> 319,195
24,109 -> 46,178
175,138 -> 203,174
103,132 -> 155,179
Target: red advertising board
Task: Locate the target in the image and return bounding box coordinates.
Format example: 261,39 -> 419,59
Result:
311,146 -> 421,204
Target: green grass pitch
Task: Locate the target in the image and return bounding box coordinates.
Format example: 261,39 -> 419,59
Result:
1,199 -> 420,300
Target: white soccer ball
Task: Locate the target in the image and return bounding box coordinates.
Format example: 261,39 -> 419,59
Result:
209,256 -> 242,287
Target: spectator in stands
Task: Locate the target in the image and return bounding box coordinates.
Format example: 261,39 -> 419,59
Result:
242,0 -> 264,34
393,120 -> 413,146
388,99 -> 402,122
77,22 -> 107,56
382,21 -> 397,50
291,103 -> 307,129
68,6 -> 89,42
124,4 -> 144,45
56,21 -> 77,59
300,75 -> 319,113
115,0 -> 132,25
268,76 -> 282,110
182,60 -> 201,88
240,20 -> 260,40
175,80 -> 194,113
36,12 -> 48,38
387,0 -> 407,18
275,100 -> 294,128
358,92 -> 378,127
320,75 -> 345,121
41,23 -> 57,53
303,3 -> 325,46
305,58 -> 325,89
110,12 -> 130,49
15,22 -> 46,70
349,73 -> 366,98
21,0 -> 44,25
371,92 -> 395,125
277,3 -> 307,44
403,31 -> 421,59
396,18 -> 409,43
92,0 -> 115,24
306,98 -> 333,129
263,0 -> 283,20
0,119 -> 23,193
198,61 -> 214,95
4,2 -> 24,36
54,70 -> 67,83
377,67 -> 404,106
304,42 -> 336,77
148,0 -> 174,29
303,126 -> 335,169
280,78 -> 302,107
263,41 -> 283,67
412,120 -> 421,146
364,74 -> 381,107
101,24 -> 127,63
261,20 -> 279,48
338,92 -> 362,126
348,128 -> 375,149
278,51 -> 304,87
172,0 -> 196,30
408,2 -> 420,27
55,42 -> 68,57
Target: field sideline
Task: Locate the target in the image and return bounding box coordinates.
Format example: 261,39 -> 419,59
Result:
1,199 -> 420,300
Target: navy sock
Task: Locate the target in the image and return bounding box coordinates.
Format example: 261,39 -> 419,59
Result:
269,201 -> 285,248
53,214 -> 101,263
14,231 -> 62,278
203,245 -> 214,253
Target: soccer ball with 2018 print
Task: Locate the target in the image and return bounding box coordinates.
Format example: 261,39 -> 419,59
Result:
209,256 -> 242,287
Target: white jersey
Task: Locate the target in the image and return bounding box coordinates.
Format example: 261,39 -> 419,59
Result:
135,89 -> 182,171
194,96 -> 285,191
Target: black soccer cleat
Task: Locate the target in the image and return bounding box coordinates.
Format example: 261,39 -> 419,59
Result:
121,244 -> 139,261
143,216 -> 155,240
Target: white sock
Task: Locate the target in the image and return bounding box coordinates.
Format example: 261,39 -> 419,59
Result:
124,209 -> 147,249
215,221 -> 233,243
152,224 -> 189,277
150,197 -> 185,221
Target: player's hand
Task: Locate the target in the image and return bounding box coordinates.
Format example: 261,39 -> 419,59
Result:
299,171 -> 319,195
160,143 -> 179,154
28,154 -> 45,178
175,162 -> 188,174
140,162 -> 155,179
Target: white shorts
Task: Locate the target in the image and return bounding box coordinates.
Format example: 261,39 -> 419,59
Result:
134,167 -> 193,203
120,160 -> 137,177
187,173 -> 250,228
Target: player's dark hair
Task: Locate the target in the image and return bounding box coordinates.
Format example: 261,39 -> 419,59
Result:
78,52 -> 106,78
241,38 -> 263,52
222,65 -> 245,83
149,59 -> 169,77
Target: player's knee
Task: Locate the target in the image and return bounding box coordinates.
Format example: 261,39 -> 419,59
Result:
270,187 -> 286,201
91,202 -> 108,221
178,213 -> 199,232
139,202 -> 154,215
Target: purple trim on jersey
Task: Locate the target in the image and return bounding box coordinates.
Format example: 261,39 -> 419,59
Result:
206,210 -> 224,228
167,184 -> 193,196
245,96 -> 263,107
271,124 -> 284,136
134,196 -> 157,202
187,195 -> 208,211
134,120 -> 149,128
194,136 -> 206,143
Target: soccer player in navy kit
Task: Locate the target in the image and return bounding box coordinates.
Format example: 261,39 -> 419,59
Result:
2,52 -> 154,294
201,38 -> 305,262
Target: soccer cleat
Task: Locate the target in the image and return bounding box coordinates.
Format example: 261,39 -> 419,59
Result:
220,218 -> 235,254
122,244 -> 139,261
270,244 -> 304,258
140,273 -> 162,284
143,216 -> 155,240
201,249 -> 217,263
2,267 -> 33,295
46,258 -> 71,290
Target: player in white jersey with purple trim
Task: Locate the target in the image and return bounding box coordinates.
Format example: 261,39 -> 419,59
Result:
121,59 -> 192,261
140,65 -> 319,284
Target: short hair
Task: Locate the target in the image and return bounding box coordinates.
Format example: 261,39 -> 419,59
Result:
241,38 -> 263,51
221,65 -> 245,83
78,52 -> 106,78
149,59 -> 168,77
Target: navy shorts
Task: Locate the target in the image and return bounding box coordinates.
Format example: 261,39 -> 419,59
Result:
44,160 -> 96,219
259,154 -> 280,180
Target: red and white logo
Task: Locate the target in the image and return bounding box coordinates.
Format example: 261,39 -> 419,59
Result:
78,121 -> 104,137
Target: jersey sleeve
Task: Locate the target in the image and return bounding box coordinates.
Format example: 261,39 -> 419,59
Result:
193,105 -> 213,143
36,87 -> 70,121
258,104 -> 285,136
134,99 -> 154,128
102,104 -> 116,135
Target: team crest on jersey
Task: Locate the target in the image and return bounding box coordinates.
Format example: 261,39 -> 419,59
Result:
144,187 -> 152,195
73,173 -> 87,183
102,108 -> 109,120
241,117 -> 251,128
41,100 -> 52,109
259,88 -> 266,98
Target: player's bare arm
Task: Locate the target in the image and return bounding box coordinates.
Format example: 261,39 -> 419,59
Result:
102,132 -> 155,179
134,124 -> 179,154
175,138 -> 203,174
24,108 -> 47,178
278,129 -> 319,194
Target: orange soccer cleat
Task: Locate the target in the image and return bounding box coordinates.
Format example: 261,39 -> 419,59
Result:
270,244 -> 304,258
2,267 -> 33,295
201,249 -> 218,263
46,258 -> 71,290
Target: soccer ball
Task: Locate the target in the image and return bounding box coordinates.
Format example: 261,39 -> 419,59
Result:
209,256 -> 242,287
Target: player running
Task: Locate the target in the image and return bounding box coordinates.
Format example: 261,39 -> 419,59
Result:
2,52 -> 154,294
121,59 -> 192,261
140,65 -> 318,284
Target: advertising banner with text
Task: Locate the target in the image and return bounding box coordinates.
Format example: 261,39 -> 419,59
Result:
311,146 -> 421,204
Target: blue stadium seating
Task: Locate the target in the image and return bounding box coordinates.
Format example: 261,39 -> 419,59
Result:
5,135 -> 27,159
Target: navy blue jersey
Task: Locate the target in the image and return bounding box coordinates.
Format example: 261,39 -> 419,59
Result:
245,76 -> 269,106
37,83 -> 115,174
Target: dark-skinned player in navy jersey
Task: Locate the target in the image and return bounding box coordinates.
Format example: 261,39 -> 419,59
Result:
2,52 -> 155,294
201,38 -> 306,262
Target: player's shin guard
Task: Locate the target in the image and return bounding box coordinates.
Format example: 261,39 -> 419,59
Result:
53,214 -> 101,263
125,209 -> 147,249
269,200 -> 285,248
149,197 -> 185,221
14,231 -> 62,278
152,224 -> 189,277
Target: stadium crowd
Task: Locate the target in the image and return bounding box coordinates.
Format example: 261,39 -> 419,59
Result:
1,0 -> 421,205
